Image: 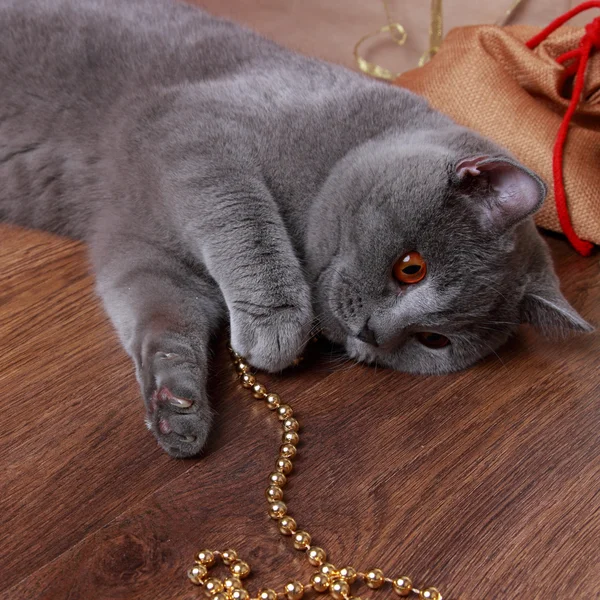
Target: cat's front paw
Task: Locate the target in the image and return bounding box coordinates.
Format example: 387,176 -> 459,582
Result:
230,298 -> 313,372
142,348 -> 212,458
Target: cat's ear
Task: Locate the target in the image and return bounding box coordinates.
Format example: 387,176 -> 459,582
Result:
520,269 -> 593,335
455,156 -> 547,230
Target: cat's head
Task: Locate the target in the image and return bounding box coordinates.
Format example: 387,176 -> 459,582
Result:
305,129 -> 592,374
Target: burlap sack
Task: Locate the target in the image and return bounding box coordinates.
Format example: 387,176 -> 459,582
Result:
394,23 -> 600,248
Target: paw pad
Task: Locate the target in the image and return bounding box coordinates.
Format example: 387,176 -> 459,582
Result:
156,386 -> 193,408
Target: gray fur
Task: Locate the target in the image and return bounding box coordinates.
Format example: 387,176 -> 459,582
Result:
0,0 -> 591,457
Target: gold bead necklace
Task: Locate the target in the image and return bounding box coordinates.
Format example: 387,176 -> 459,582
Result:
187,345 -> 444,600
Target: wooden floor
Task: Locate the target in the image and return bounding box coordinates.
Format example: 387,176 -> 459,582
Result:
0,224 -> 598,600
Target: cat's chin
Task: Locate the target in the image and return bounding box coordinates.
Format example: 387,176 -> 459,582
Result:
342,335 -> 494,376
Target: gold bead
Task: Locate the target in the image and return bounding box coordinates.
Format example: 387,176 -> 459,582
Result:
230,589 -> 250,600
223,577 -> 242,590
280,443 -> 297,459
213,594 -> 229,600
266,393 -> 281,409
269,471 -> 287,486
292,530 -> 311,550
329,579 -> 350,600
284,580 -> 304,600
278,516 -> 297,535
276,457 -> 293,474
230,560 -> 251,579
252,383 -> 268,399
276,404 -> 294,420
266,485 -> 284,502
310,572 -> 330,593
282,430 -> 300,445
258,589 -> 278,600
419,588 -> 442,600
188,564 -> 208,585
282,418 -> 300,432
339,567 -> 357,584
307,546 -> 327,566
364,569 -> 385,589
195,550 -> 216,566
268,501 -> 287,519
392,577 -> 413,596
221,550 -> 238,565
204,578 -> 224,594
240,373 -> 256,388
235,361 -> 250,374
319,564 -> 339,578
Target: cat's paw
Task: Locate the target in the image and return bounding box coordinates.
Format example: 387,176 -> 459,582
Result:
230,299 -> 313,372
142,350 -> 212,458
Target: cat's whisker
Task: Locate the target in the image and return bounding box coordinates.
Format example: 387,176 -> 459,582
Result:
326,354 -> 355,366
322,353 -> 358,373
475,275 -> 511,303
480,340 -> 508,369
452,330 -> 508,370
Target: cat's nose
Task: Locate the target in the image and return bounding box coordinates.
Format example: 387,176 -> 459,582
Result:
356,321 -> 379,347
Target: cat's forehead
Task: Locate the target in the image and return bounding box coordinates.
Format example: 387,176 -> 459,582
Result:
353,177 -> 462,245
359,154 -> 453,220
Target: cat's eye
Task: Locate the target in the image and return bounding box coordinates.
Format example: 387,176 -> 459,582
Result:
416,332 -> 450,349
393,251 -> 427,284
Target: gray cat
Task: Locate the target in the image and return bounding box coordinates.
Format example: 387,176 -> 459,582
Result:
0,0 -> 592,457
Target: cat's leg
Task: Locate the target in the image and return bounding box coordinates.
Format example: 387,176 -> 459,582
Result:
179,179 -> 313,372
91,232 -> 225,457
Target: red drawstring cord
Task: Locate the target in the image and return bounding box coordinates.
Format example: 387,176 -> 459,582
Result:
526,2 -> 600,256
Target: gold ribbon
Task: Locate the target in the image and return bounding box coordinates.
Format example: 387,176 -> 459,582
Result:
353,21 -> 407,81
418,0 -> 443,67
355,0 -> 525,79
495,0 -> 526,26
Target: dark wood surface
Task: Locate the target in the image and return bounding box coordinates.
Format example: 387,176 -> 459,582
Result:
1,223 -> 598,600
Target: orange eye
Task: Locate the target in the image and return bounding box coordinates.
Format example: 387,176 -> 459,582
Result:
416,332 -> 450,349
393,251 -> 427,284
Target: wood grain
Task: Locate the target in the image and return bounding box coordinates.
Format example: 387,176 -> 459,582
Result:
0,222 -> 598,600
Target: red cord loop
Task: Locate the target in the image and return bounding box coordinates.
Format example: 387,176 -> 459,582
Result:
526,3 -> 598,256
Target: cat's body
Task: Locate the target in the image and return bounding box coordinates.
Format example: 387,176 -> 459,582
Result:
0,0 -> 591,456
1,0 -> 432,241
